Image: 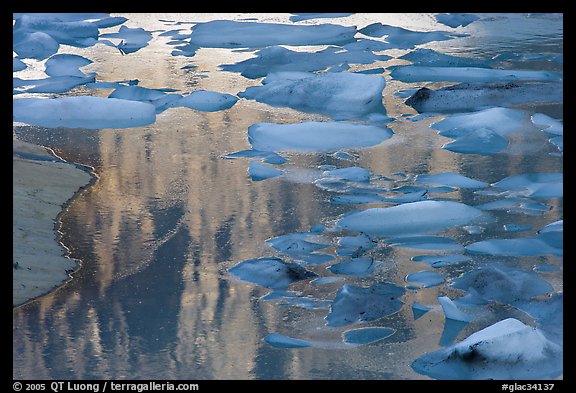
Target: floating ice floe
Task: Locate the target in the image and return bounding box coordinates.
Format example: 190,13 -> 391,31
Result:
264,333 -> 313,348
188,20 -> 357,49
266,232 -> 330,255
336,201 -> 485,237
465,232 -> 562,258
100,25 -> 152,54
412,254 -> 470,268
228,257 -> 317,290
14,14 -> 100,48
438,296 -> 472,322
492,172 -> 563,199
503,224 -> 531,233
391,66 -> 561,83
239,72 -> 387,120
412,302 -> 432,320
514,292 -> 563,344
14,75 -> 95,94
289,13 -> 353,22
343,38 -> 395,52
45,54 -> 94,77
411,318 -> 563,379
452,264 -> 553,304
343,327 -> 396,345
359,23 -> 460,48
222,45 -> 390,79
337,233 -> 375,256
435,13 -> 480,28
13,58 -> 26,72
399,48 -> 490,68
222,149 -> 288,165
321,167 -> 371,182
328,257 -> 378,275
247,122 -> 393,153
326,282 -> 405,327
405,81 -> 563,113
13,31 -> 59,60
492,51 -> 563,64
430,107 -> 532,155
166,90 -> 238,112
108,85 -> 179,112
475,197 -> 551,216
531,113 -> 563,152
262,291 -> 331,310
416,172 -> 487,189
13,96 -> 156,129
248,160 -> 284,181
405,270 -> 445,288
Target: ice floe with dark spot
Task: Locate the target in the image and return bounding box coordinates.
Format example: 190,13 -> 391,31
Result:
416,172 -> 487,189
228,256 -> 317,290
343,327 -> 396,345
247,122 -> 393,153
391,66 -> 561,83
100,25 -> 152,54
325,282 -> 405,327
405,82 -> 562,114
13,96 -> 156,129
405,270 -> 445,288
336,201 -> 485,237
328,257 -> 378,275
435,13 -> 480,28
359,23 -> 460,48
412,254 -> 470,268
337,233 -> 375,256
452,264 -> 553,304
264,333 -> 313,348
411,318 -> 562,379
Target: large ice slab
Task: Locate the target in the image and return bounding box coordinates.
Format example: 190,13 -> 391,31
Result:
13,97 -> 156,129
248,122 -> 393,153
412,318 -> 562,379
336,201 -> 485,237
325,282 -> 405,327
188,20 -> 357,48
452,265 -> 553,304
405,82 -> 563,113
14,14 -> 99,47
13,31 -> 59,60
221,45 -> 389,79
239,72 -> 387,120
391,66 -> 561,83
228,257 -> 317,290
359,23 -> 458,48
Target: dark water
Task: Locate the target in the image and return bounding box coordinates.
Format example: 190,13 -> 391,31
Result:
13,13 -> 562,379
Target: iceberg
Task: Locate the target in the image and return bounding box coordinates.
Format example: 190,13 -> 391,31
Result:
228,257 -> 317,290
405,82 -> 563,113
391,65 -> 561,83
325,282 -> 405,327
412,318 -> 563,379
248,122 -> 393,153
13,96 -> 156,129
336,201 -> 485,237
239,72 -> 387,120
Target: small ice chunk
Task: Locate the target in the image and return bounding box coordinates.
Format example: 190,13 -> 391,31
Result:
412,302 -> 432,320
222,149 -> 287,165
328,256 -> 377,275
438,296 -> 471,322
435,13 -> 480,28
228,257 -> 317,290
248,160 -> 284,181
503,224 -> 531,232
411,318 -> 563,379
336,201 -> 485,237
492,173 -> 563,199
167,90 -> 238,112
405,270 -> 445,288
189,20 -> 357,48
338,234 -> 375,253
45,54 -> 93,77
443,129 -> 509,155
279,296 -> 332,310
412,254 -> 470,268
266,232 -> 330,255
264,333 -> 313,348
311,277 -> 344,285
391,65 -> 561,83
13,97 -> 156,129
325,282 -> 405,327
531,113 -> 563,136
239,72 -> 387,120
260,290 -> 300,301
343,327 -> 396,345
322,167 -> 371,182
359,23 -> 458,48
416,173 -> 487,189
248,122 -> 393,153
13,31 -> 59,60
452,265 -> 553,304
13,58 -> 26,72
100,25 -> 152,54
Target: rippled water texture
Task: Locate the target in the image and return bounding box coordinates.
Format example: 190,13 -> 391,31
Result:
13,13 -> 562,379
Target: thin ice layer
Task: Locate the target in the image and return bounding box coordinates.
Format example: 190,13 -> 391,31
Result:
239,72 -> 387,120
391,66 -> 561,83
248,122 -> 393,153
13,97 -> 156,129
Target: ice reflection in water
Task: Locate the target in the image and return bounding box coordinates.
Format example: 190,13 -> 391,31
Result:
13,13 -> 562,379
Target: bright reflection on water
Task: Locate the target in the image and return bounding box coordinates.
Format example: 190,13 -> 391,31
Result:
13,13 -> 562,379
